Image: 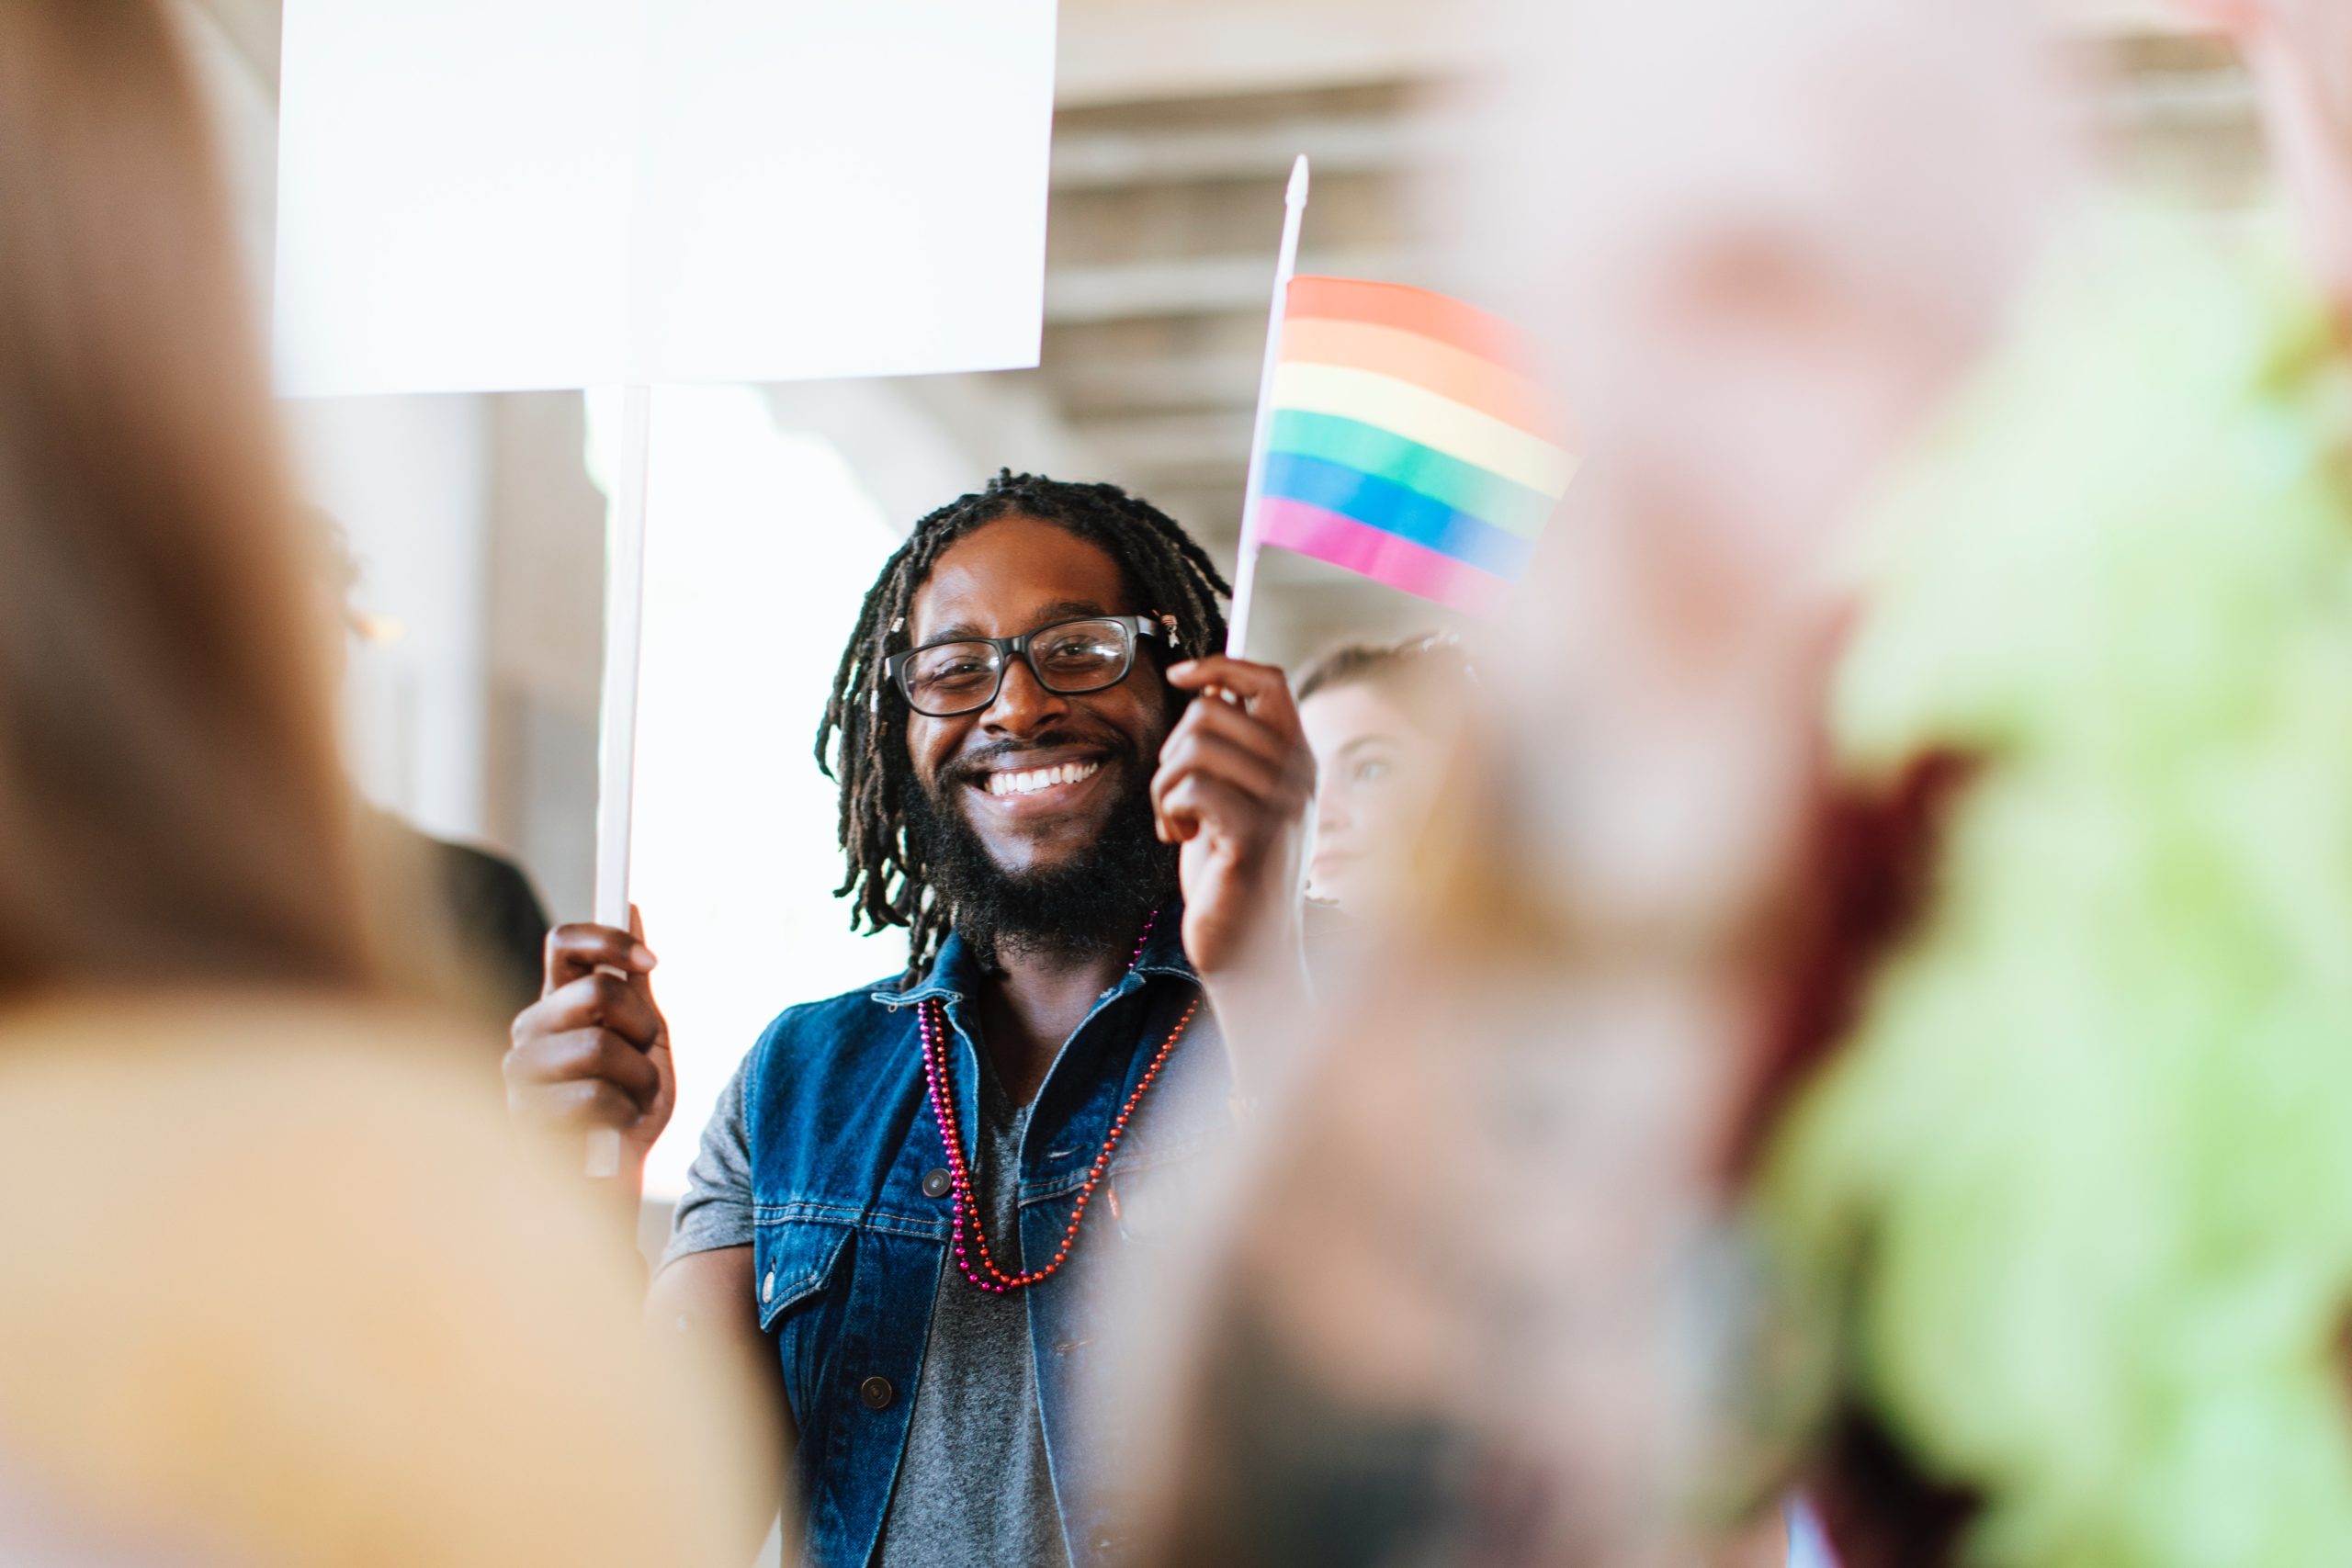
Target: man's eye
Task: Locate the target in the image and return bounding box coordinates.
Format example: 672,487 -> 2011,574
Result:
1039,631 -> 1118,659
917,651 -> 989,678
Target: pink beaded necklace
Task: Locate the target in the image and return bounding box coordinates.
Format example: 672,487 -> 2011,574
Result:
917,910 -> 1199,1294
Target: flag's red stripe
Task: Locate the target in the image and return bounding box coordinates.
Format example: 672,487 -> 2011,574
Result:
1285,276 -> 1532,371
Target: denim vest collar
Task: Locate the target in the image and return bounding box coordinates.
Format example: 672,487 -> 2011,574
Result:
869,905 -> 1198,1012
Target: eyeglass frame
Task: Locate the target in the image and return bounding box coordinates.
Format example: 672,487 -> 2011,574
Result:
883,613 -> 1179,718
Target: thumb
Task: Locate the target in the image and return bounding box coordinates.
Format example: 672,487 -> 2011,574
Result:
625,904 -> 661,1009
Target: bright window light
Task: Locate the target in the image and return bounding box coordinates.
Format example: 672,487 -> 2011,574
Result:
589,387 -> 908,1199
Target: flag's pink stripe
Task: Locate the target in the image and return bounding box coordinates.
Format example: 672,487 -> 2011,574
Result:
1258,499 -> 1510,615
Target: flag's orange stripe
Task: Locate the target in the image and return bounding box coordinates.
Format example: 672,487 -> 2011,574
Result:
1279,317 -> 1561,439
1286,276 -> 1532,369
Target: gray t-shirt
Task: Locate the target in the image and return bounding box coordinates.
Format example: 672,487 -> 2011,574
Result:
666,1053 -> 1070,1568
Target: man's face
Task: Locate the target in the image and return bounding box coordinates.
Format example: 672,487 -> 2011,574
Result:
903,513 -> 1177,879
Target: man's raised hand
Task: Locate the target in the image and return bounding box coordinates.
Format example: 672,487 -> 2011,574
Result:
1151,656 -> 1317,985
504,912 -> 675,1180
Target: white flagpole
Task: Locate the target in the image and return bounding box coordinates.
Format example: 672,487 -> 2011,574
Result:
586,382 -> 654,1180
1225,155 -> 1311,660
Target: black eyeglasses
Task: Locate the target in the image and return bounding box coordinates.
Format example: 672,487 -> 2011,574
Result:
885,615 -> 1173,718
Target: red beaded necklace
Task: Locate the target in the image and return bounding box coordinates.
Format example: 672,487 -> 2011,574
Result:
918,911 -> 1199,1295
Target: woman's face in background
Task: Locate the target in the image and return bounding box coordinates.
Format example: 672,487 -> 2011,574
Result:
1301,681 -> 1448,911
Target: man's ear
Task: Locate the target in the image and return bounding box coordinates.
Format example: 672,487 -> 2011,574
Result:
2173,0 -> 2266,37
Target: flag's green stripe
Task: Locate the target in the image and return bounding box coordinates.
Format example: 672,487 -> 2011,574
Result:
1268,410 -> 1560,539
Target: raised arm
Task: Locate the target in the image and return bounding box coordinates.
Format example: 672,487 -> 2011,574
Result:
1150,654 -> 1319,1093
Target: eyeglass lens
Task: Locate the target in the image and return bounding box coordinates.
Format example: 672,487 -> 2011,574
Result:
902,618 -> 1133,715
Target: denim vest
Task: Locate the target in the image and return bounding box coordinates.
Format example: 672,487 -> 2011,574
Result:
741,914 -> 1231,1568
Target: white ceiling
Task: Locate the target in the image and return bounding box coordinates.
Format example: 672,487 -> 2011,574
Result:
190,0 -> 2210,110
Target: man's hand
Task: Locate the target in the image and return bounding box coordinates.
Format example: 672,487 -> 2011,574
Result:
504,914 -> 675,1183
1151,656 -> 1317,998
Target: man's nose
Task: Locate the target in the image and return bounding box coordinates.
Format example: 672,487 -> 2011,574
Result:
979,656 -> 1069,735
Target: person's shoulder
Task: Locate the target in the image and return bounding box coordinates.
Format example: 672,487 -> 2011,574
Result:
757,973 -> 922,1048
0,993 -> 760,1567
744,975 -> 922,1077
414,830 -> 549,930
436,835 -> 539,898
0,998 -> 540,1224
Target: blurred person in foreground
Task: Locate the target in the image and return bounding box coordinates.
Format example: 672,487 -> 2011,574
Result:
0,5 -> 758,1564
1117,0 -> 2067,1565
0,1463 -> 227,1568
1295,635 -> 1476,915
505,471 -> 1318,1567
1748,3 -> 2352,1564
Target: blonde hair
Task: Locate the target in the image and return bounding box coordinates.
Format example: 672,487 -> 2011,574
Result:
1294,633 -> 1476,728
0,1 -> 376,995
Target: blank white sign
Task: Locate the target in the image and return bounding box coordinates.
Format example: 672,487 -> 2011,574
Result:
276,0 -> 1057,396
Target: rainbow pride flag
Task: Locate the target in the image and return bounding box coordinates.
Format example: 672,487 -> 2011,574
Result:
1253,276 -> 1573,614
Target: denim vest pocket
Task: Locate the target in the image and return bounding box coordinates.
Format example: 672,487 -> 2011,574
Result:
754,1216 -> 854,1450
755,1217 -> 853,1326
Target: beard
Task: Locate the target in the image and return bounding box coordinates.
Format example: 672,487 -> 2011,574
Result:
906,743 -> 1178,973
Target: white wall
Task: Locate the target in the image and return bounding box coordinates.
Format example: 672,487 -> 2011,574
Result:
287,396 -> 497,842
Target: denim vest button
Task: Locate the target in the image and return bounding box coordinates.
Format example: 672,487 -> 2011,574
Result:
762,1270 -> 775,1303
859,1376 -> 896,1412
922,1168 -> 952,1199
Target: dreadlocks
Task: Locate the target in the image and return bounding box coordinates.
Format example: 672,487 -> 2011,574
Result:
815,471 -> 1232,978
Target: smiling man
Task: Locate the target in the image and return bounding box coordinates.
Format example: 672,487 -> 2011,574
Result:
505,472 -> 1317,1568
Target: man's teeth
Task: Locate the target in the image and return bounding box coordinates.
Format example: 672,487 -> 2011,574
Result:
986,761 -> 1102,797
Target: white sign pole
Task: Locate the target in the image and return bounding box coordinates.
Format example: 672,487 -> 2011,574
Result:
1224,155 -> 1311,660
585,382 -> 653,1180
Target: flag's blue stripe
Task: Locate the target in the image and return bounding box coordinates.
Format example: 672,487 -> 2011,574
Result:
1261,452 -> 1534,581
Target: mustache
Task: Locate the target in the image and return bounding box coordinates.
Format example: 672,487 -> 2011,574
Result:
938,729 -> 1139,788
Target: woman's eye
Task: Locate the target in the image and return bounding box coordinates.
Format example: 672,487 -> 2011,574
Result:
1353,758 -> 1392,784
